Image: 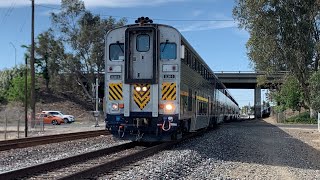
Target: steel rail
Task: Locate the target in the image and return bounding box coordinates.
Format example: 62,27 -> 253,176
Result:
0,130 -> 206,179
0,142 -> 136,180
0,130 -> 109,151
62,130 -> 206,179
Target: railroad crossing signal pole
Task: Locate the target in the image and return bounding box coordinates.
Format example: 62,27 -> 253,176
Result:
94,78 -> 100,127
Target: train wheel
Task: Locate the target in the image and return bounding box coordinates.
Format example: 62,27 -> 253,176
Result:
212,118 -> 218,129
171,132 -> 177,140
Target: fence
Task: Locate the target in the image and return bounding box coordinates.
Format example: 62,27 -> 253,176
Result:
0,106 -> 27,140
0,106 -> 106,141
318,112 -> 320,132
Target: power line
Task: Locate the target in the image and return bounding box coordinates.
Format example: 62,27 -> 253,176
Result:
36,4 -> 60,10
0,0 -> 17,26
35,4 -> 234,22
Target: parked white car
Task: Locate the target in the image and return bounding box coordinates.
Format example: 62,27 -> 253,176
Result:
42,111 -> 75,123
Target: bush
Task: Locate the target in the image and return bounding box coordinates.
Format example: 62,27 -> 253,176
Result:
309,71 -> 320,112
285,112 -> 317,124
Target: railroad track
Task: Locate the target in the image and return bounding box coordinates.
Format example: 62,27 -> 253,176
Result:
0,130 -> 206,179
0,130 -> 109,151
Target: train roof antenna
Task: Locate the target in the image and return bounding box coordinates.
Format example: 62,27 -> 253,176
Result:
135,16 -> 153,26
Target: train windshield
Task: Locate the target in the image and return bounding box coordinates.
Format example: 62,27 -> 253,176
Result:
160,42 -> 176,60
109,43 -> 124,61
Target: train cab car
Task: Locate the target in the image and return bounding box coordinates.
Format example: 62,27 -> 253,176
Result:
105,17 -> 239,142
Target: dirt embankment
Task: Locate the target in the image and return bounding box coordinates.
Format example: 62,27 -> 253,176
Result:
0,91 -> 103,124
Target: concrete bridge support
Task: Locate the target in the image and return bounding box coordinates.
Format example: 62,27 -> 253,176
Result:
254,86 -> 261,118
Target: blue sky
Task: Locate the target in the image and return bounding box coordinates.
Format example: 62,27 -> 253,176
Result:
0,0 -> 257,108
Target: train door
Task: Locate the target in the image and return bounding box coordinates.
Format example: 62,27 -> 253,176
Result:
125,27 -> 157,84
124,27 -> 158,114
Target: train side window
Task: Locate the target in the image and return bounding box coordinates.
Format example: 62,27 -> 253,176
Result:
185,51 -> 189,65
109,43 -> 124,61
136,34 -> 150,52
192,57 -> 196,70
196,61 -> 200,73
188,52 -> 192,67
160,42 -> 177,60
188,89 -> 192,111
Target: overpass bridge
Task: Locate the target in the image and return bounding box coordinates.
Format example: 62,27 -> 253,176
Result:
215,71 -> 286,118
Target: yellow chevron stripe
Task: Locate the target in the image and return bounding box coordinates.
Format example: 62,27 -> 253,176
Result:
133,84 -> 150,110
162,82 -> 176,100
109,90 -> 118,100
109,83 -> 123,100
112,87 -> 122,100
171,93 -> 176,100
114,85 -> 123,98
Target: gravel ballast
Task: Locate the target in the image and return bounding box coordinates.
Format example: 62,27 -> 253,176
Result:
101,119 -> 320,179
1,119 -> 319,179
0,135 -> 129,173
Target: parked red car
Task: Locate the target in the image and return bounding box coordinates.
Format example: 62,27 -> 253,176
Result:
35,113 -> 64,125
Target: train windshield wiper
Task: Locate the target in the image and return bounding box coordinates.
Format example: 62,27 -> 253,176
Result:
161,40 -> 169,52
117,41 -> 124,53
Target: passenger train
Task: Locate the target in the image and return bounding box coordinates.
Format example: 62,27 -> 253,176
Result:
104,17 -> 239,142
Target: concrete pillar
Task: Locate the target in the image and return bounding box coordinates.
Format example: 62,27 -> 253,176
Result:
254,86 -> 261,118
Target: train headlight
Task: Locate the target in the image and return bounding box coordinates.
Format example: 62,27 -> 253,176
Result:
142,86 -> 148,92
135,86 -> 141,92
165,104 -> 173,111
111,103 -> 119,111
164,103 -> 175,114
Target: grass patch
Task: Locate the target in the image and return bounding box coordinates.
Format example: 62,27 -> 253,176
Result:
285,112 -> 317,124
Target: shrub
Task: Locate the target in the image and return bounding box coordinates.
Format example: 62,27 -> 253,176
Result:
285,112 -> 317,124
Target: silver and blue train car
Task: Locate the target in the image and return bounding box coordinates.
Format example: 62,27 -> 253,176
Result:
104,17 -> 239,142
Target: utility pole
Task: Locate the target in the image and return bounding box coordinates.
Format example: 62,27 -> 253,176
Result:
30,0 -> 36,128
25,56 -> 28,137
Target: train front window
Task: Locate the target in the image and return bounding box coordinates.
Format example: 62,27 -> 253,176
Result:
160,42 -> 176,60
109,43 -> 124,61
136,34 -> 150,52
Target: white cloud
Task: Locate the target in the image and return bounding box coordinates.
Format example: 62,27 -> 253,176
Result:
177,20 -> 237,32
85,0 -> 186,7
0,0 -> 58,7
0,0 -> 186,8
192,10 -> 203,17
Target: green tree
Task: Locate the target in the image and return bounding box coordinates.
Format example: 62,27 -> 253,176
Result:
7,75 -> 31,104
35,29 -> 65,92
50,0 -> 126,101
0,67 -> 24,103
309,71 -> 320,112
233,0 -> 320,116
280,75 -> 302,111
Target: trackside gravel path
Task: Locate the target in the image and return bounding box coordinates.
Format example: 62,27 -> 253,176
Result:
101,119 -> 320,179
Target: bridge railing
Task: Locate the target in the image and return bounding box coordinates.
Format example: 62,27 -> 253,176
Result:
214,71 -> 289,74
